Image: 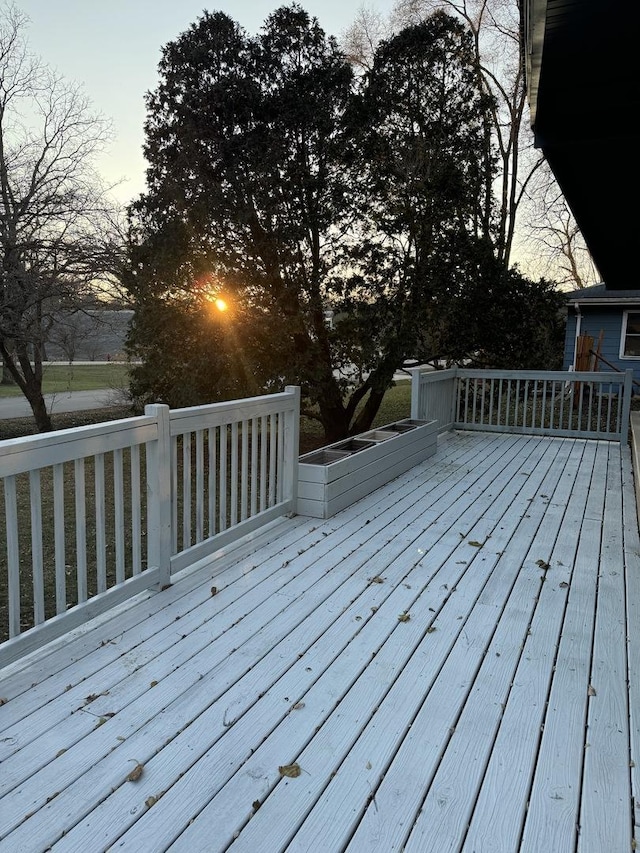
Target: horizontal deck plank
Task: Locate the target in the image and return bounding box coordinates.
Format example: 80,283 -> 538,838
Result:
0,431 -> 636,853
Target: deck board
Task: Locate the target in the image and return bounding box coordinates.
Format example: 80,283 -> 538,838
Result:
0,431 -> 637,853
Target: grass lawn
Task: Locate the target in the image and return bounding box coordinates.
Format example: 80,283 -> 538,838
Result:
0,363 -> 132,397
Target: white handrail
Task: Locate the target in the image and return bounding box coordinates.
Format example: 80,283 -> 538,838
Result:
412,367 -> 633,443
0,386 -> 300,666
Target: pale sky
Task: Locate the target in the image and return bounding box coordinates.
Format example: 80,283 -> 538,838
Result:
15,0 -> 395,206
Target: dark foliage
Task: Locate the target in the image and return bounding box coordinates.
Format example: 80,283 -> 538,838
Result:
125,4 -> 563,440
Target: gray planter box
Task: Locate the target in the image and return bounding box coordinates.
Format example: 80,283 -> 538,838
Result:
297,418 -> 438,518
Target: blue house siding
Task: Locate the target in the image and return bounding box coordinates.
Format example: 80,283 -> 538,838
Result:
563,286 -> 640,388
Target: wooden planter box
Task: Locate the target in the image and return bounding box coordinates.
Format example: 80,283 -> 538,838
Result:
297,418 -> 438,518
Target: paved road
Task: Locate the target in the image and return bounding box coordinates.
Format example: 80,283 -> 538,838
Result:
0,368 -> 417,421
0,388 -> 119,419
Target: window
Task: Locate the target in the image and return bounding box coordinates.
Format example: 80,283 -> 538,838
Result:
621,311 -> 640,358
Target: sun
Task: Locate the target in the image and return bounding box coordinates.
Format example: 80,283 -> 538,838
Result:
214,297 -> 228,313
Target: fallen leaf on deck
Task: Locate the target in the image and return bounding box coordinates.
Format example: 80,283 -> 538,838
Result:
278,763 -> 301,778
211,586 -> 218,596
127,762 -> 144,782
427,626 -> 437,633
398,613 -> 411,622
292,702 -> 305,710
252,800 -> 261,812
588,685 -> 597,696
0,697 -> 7,705
536,559 -> 550,570
559,581 -> 569,588
468,541 -> 483,547
145,796 -> 157,808
369,576 -> 384,584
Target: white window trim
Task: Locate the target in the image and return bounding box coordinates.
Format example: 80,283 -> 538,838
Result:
619,310 -> 640,359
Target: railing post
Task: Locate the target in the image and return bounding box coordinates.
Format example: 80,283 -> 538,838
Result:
145,403 -> 172,589
283,385 -> 300,512
450,368 -> 459,429
410,368 -> 420,420
621,369 -> 633,444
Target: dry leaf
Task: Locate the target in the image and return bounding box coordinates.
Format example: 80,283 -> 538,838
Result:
292,702 -> 305,710
278,763 -> 301,778
55,748 -> 67,758
252,799 -> 261,812
150,681 -> 158,687
468,540 -> 483,547
398,613 -> 411,622
145,796 -> 157,808
587,685 -> 597,697
127,762 -> 144,782
0,697 -> 7,706
559,581 -> 569,588
366,761 -> 372,770
211,586 -> 218,596
536,559 -> 550,570
369,576 -> 384,584
426,626 -> 437,633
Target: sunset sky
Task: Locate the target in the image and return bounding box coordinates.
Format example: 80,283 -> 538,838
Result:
15,0 -> 395,206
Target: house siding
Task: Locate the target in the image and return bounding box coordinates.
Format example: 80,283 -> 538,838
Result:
563,305 -> 640,386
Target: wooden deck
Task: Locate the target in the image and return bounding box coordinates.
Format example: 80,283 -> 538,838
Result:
1,430 -> 638,852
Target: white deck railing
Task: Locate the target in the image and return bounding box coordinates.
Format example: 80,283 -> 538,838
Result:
410,367 -> 633,443
0,386 -> 300,666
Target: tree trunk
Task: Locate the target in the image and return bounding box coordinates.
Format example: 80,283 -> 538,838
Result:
23,380 -> 52,432
0,341 -> 53,431
1,339 -> 16,385
1,361 -> 15,385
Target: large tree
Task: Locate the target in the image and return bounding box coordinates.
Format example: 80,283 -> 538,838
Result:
0,3 -> 122,431
127,6 -> 356,438
332,12 -> 498,429
128,5 -> 498,440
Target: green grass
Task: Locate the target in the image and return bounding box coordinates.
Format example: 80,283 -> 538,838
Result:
0,363 -> 132,397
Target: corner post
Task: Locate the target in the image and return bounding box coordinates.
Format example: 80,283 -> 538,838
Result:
621,369 -> 633,444
410,368 -> 420,420
283,386 -> 300,513
145,403 -> 172,589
